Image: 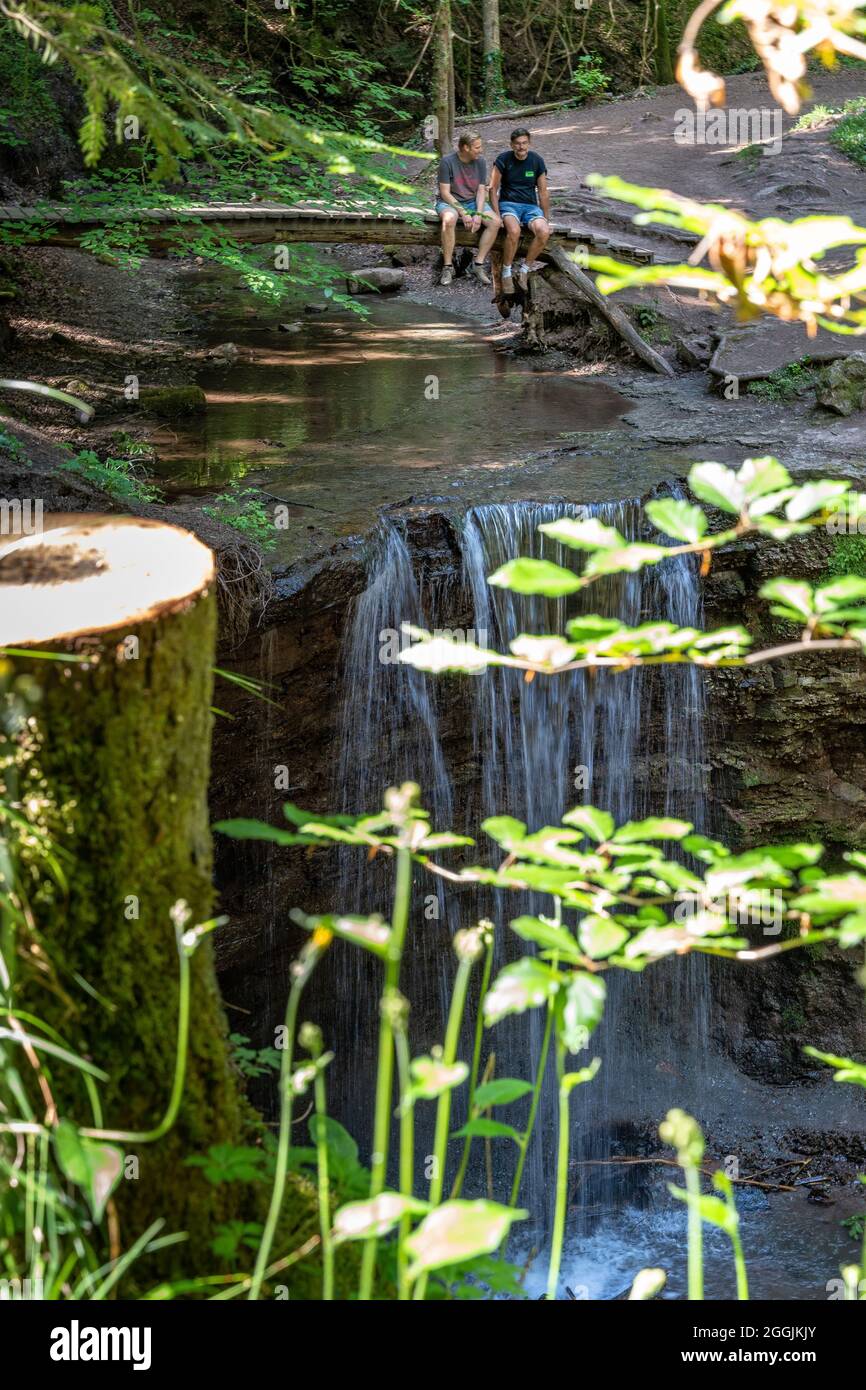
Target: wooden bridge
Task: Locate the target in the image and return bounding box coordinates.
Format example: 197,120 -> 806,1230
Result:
0,199 -> 656,264
0,197 -> 674,374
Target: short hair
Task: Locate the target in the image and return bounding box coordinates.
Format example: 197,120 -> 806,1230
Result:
510,127 -> 531,142
457,131 -> 480,150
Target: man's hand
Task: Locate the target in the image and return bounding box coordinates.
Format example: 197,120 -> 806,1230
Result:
470,214 -> 481,233
460,211 -> 473,229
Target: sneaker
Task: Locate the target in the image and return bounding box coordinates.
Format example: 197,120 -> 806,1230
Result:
501,268 -> 515,296
439,264 -> 454,286
517,262 -> 530,293
471,260 -> 492,286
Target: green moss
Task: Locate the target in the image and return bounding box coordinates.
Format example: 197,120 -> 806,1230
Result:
746,359 -> 819,402
138,385 -> 207,418
823,534 -> 866,580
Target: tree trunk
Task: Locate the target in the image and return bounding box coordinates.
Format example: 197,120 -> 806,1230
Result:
541,245 -> 675,376
652,0 -> 675,85
0,516 -> 321,1287
432,0 -> 454,154
482,0 -> 505,110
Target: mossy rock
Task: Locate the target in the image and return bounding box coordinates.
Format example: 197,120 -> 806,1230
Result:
138,385 -> 207,418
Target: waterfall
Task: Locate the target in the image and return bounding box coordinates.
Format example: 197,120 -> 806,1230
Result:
330,495 -> 710,1222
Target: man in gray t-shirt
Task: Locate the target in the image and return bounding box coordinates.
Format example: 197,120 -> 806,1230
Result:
435,132 -> 501,287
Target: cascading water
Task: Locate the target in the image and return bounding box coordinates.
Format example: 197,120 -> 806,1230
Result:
329,494 -> 711,1243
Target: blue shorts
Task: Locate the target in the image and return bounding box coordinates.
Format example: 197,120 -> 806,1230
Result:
435,198 -> 479,217
500,201 -> 545,228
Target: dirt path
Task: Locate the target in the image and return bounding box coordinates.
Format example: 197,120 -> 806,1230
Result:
432,70 -> 866,233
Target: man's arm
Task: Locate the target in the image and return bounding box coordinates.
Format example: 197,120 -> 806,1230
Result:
439,180 -> 473,224
537,171 -> 551,220
489,164 -> 502,216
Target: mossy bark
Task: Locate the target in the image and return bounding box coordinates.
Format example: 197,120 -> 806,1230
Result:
5,520 -> 329,1291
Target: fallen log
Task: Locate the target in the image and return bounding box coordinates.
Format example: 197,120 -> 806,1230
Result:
541,243 -> 675,378
456,99 -> 582,125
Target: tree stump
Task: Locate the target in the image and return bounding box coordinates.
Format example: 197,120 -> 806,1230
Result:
0,517 -> 302,1280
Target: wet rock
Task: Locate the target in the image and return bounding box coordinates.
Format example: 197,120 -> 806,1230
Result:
675,334 -> 713,369
382,244 -> 430,267
206,341 -> 240,363
304,302 -> 329,313
137,384 -> 207,417
817,354 -> 866,415
278,321 -> 302,333
345,267 -> 405,295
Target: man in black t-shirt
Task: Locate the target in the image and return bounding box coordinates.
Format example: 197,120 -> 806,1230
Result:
489,128 -> 551,295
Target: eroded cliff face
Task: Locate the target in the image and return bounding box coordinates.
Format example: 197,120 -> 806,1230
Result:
210,502 -> 866,1123
703,528 -> 866,1087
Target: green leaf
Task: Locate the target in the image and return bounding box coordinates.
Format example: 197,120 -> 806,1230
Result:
558,973 -> 606,1052
629,1268 -> 667,1300
803,1046 -> 866,1087
815,576 -> 866,610
561,1056 -> 602,1095
537,516 -> 626,549
483,959 -> 560,1025
759,579 -> 814,620
472,1078 -> 534,1108
785,480 -> 849,521
488,558 -> 581,597
578,915 -> 629,959
407,1056 -> 469,1102
739,456 -> 792,502
561,805 -> 614,842
213,818 -> 316,846
793,874 -> 866,917
584,543 -> 667,578
688,462 -> 742,513
451,1118 -> 520,1142
334,1192 -> 431,1243
613,817 -> 692,843
405,1200 -> 528,1280
54,1122 -> 123,1222
682,834 -> 730,862
510,915 -> 582,959
565,615 -> 622,643
290,910 -> 391,957
645,498 -> 708,543
669,1184 -> 737,1234
481,816 -> 526,851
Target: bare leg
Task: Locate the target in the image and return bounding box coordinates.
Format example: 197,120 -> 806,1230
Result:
439,209 -> 458,265
502,215 -> 520,269
523,218 -> 550,265
476,214 -> 501,262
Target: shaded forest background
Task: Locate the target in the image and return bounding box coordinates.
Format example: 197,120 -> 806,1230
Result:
0,0 -> 756,200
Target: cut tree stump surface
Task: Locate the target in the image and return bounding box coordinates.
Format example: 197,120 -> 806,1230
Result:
0,515 -> 215,646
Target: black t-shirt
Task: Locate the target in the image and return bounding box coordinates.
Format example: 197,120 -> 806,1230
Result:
494,149 -> 547,204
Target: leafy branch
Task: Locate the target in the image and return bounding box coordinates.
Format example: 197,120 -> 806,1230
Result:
585,176 -> 866,336
397,456 -> 866,678
0,1 -> 421,185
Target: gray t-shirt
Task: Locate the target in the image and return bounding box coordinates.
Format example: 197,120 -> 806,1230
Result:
436,152 -> 488,205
